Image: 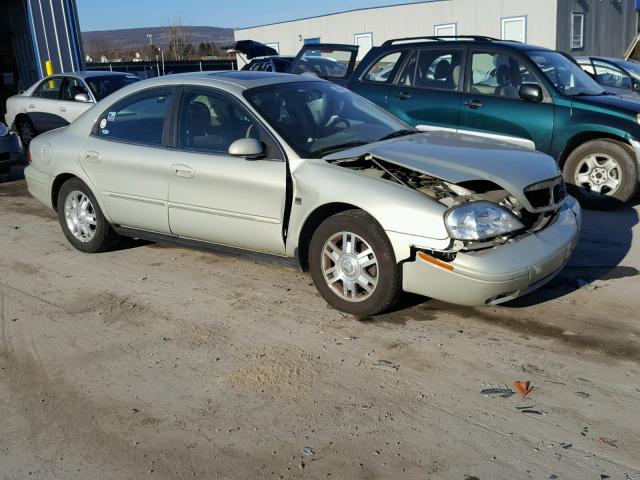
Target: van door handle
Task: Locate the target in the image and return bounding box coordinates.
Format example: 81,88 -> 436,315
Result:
172,164 -> 194,178
396,91 -> 412,100
464,99 -> 484,109
84,151 -> 101,163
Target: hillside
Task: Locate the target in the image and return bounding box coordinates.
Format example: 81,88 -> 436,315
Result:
82,26 -> 235,51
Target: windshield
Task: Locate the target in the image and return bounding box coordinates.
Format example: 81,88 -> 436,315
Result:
527,50 -> 605,96
617,60 -> 640,79
244,81 -> 411,158
86,75 -> 140,101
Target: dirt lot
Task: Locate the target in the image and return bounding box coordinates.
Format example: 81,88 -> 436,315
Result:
1,176 -> 639,480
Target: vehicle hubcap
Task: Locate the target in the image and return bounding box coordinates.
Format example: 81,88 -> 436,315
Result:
64,190 -> 97,242
321,231 -> 378,302
20,122 -> 34,144
574,154 -> 621,196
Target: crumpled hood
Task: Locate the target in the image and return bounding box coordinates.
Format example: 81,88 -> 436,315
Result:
324,131 -> 561,208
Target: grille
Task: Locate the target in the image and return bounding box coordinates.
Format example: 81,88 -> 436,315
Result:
524,176 -> 565,209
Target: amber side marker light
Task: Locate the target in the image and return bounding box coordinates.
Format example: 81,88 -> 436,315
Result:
417,251 -> 455,271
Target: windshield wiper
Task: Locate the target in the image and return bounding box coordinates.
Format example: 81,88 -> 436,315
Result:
314,141 -> 368,156
377,129 -> 417,142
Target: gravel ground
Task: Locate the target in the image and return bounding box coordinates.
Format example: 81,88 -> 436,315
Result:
1,175 -> 639,480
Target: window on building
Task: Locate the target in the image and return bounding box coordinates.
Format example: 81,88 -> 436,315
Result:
354,33 -> 373,61
434,23 -> 457,37
501,16 -> 527,43
571,13 -> 585,50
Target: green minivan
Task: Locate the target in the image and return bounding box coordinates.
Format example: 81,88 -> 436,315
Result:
348,36 -> 640,209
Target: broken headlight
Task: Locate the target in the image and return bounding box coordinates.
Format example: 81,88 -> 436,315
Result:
445,201 -> 524,241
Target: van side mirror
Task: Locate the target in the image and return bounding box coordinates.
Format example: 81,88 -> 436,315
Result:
228,138 -> 265,158
519,83 -> 543,102
74,93 -> 92,103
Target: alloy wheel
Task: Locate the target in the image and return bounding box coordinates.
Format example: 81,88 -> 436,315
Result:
64,190 -> 97,242
574,153 -> 621,197
321,231 -> 378,302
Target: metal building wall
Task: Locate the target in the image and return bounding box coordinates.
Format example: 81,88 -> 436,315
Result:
25,0 -> 85,78
556,0 -> 638,56
234,0 -> 559,56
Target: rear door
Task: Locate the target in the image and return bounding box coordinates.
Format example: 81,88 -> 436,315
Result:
289,44 -> 359,85
28,76 -> 65,132
58,76 -> 94,124
80,87 -> 176,234
458,48 -> 554,152
386,46 -> 465,130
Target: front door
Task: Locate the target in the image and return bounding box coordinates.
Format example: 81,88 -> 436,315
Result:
58,77 -> 94,125
167,88 -> 287,255
79,87 -> 176,234
386,47 -> 465,130
29,76 -> 65,132
458,49 -> 554,152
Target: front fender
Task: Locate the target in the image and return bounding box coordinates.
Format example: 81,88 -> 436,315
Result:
287,159 -> 450,260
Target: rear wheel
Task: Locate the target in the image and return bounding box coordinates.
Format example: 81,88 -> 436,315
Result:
57,177 -> 119,253
563,139 -> 638,210
17,117 -> 36,147
309,209 -> 401,316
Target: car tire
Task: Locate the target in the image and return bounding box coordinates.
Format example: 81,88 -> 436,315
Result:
308,209 -> 401,316
563,139 -> 638,210
57,177 -> 119,253
17,117 -> 36,147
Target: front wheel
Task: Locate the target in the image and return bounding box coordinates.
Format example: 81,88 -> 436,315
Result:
57,177 -> 119,253
308,209 -> 401,316
563,139 -> 638,210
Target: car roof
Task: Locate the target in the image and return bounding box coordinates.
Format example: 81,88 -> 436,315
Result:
48,71 -> 137,79
376,37 -> 550,52
113,70 -> 322,94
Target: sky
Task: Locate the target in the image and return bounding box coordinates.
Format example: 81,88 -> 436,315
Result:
76,0 -> 415,31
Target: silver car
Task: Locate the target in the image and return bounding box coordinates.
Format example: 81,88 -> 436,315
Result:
24,72 -> 581,316
5,71 -> 140,146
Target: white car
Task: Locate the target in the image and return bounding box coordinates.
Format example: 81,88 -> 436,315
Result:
4,71 -> 140,146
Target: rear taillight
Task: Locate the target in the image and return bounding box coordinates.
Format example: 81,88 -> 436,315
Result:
26,147 -> 32,164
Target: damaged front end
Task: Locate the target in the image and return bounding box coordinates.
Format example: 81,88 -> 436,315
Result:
329,153 -> 567,257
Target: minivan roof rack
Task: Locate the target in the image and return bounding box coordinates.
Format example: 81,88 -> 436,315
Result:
382,35 -> 503,46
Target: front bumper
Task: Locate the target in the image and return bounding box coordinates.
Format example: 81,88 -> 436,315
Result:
0,132 -> 25,176
401,197 -> 582,306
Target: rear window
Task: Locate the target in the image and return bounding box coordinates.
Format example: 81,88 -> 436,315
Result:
86,75 -> 140,101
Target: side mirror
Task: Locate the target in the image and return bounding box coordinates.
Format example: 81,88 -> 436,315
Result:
519,83 -> 543,102
74,92 -> 92,103
228,138 -> 265,158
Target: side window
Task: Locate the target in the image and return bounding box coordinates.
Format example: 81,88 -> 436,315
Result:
470,51 -> 541,99
592,60 -> 632,89
400,50 -> 462,90
362,51 -> 404,83
178,90 -> 280,158
60,77 -> 89,101
96,89 -> 172,146
32,77 -> 63,99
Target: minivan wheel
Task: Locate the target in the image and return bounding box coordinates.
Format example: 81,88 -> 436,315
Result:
17,117 -> 36,146
563,139 -> 638,210
57,178 -> 119,253
308,209 -> 401,316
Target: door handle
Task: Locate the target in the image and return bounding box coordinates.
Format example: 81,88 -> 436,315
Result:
59,106 -> 67,112
396,91 -> 412,100
464,99 -> 484,109
28,104 -> 35,108
172,164 -> 194,178
84,151 -> 101,163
